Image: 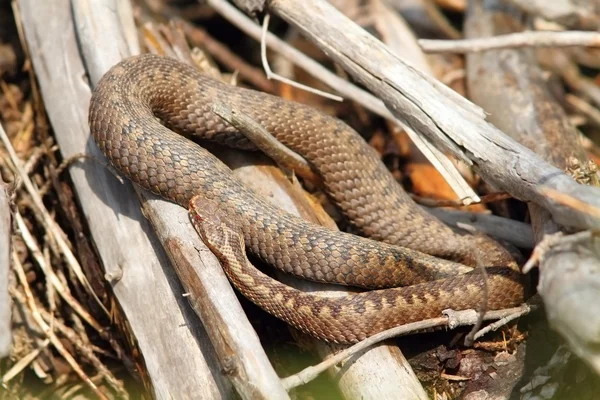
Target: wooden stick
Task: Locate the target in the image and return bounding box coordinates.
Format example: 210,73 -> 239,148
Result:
281,303 -> 535,390
420,31 -> 600,53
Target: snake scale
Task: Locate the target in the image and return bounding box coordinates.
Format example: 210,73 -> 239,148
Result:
89,54 -> 526,343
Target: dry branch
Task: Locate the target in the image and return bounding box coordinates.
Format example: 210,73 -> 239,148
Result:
464,0 -> 600,375
420,31 -> 600,53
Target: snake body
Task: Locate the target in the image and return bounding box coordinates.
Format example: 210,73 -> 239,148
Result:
190,196 -> 523,343
89,54 -> 526,341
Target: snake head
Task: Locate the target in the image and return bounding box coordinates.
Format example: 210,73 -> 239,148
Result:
189,195 -> 233,247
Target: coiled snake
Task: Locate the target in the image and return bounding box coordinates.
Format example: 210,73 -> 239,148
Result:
89,54 -> 526,343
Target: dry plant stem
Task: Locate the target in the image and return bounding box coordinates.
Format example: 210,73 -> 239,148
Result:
465,0 -> 600,375
420,0 -> 461,39
207,0 -> 479,205
365,6 -> 533,249
24,0 -> 236,397
260,15 -> 343,102
10,290 -> 129,398
0,119 -> 107,316
464,252 -> 488,347
384,0 -> 461,39
281,304 -> 535,390
35,299 -> 129,398
14,211 -> 104,333
251,0 -> 600,230
0,176 -> 10,358
434,0 -> 465,12
1,337 -> 50,384
420,31 -> 600,53
11,253 -> 108,400
473,312 -> 521,340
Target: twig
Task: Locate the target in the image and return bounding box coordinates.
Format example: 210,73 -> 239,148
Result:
14,211 -> 105,333
419,0 -> 462,39
35,297 -> 128,399
260,14 -> 342,102
463,251 -> 488,347
427,207 -> 535,249
280,305 -> 534,390
565,94 -> 600,128
474,300 -> 537,340
504,0 -> 600,31
541,186 -> 600,218
523,231 -> 597,273
420,31 -> 600,53
38,153 -> 94,196
1,338 -> 50,384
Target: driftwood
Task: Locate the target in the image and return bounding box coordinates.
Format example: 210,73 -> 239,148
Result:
465,0 -> 600,376
18,0 -> 237,397
233,0 -> 600,232
0,175 -> 10,358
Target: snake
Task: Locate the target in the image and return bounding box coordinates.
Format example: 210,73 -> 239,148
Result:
89,54 -> 526,343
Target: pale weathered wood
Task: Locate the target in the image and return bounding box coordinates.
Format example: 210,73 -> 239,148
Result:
70,0 -> 290,398
465,0 -> 600,375
18,0 -> 233,397
265,0 -> 600,231
0,178 -> 11,358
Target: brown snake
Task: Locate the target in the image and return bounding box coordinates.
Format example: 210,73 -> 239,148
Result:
89,54 -> 526,343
